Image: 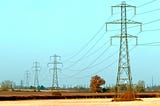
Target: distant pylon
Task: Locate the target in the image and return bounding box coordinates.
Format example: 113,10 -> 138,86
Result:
20,80 -> 24,89
25,70 -> 30,88
48,54 -> 62,89
32,61 -> 40,90
106,1 -> 142,101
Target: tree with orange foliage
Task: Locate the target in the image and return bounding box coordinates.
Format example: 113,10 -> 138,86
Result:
90,75 -> 105,92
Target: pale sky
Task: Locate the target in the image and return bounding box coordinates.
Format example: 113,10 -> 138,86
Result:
0,0 -> 160,87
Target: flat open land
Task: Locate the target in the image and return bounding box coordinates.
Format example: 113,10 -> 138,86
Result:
0,98 -> 160,106
1,91 -> 160,106
0,91 -> 160,100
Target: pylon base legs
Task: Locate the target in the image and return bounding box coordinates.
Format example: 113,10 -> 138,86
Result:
112,98 -> 142,102
112,90 -> 142,102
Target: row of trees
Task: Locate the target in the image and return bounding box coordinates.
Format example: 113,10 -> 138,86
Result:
0,80 -> 13,91
0,76 -> 157,93
0,80 -> 47,91
89,75 -> 147,93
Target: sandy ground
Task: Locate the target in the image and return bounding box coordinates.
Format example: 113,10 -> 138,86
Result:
0,98 -> 160,106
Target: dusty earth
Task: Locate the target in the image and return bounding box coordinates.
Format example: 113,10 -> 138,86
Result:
0,98 -> 160,106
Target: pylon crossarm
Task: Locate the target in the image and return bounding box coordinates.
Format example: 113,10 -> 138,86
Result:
106,20 -> 141,24
106,20 -> 142,32
110,34 -> 138,45
112,4 -> 136,8
111,2 -> 136,16
110,35 -> 120,45
128,34 -> 138,45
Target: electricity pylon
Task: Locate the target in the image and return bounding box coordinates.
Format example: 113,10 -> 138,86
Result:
48,54 -> 62,89
20,80 -> 24,89
32,61 -> 41,90
25,70 -> 30,88
106,1 -> 142,101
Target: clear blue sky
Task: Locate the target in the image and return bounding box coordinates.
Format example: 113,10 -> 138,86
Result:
0,0 -> 160,87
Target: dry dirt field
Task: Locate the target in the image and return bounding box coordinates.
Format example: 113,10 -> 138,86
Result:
0,98 -> 160,106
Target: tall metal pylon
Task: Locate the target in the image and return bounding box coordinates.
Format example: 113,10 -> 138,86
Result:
106,1 -> 142,100
32,61 -> 41,89
48,54 -> 62,89
25,70 -> 30,88
20,80 -> 24,89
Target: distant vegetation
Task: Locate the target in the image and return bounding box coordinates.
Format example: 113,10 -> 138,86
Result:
0,80 -> 14,91
0,79 -> 159,93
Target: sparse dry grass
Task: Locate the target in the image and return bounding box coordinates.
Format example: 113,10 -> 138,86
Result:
0,98 -> 160,106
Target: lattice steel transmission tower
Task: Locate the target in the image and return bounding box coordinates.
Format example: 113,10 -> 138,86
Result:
106,1 -> 142,101
20,80 -> 24,89
32,61 -> 41,89
48,54 -> 62,89
25,70 -> 30,88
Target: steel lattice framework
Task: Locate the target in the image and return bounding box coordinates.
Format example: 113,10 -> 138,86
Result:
32,61 -> 41,90
106,1 -> 142,100
48,54 -> 62,89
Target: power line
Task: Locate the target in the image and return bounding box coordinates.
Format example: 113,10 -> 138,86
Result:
137,0 -> 158,8
62,58 -> 117,79
63,13 -> 116,64
143,18 -> 160,25
78,46 -> 140,79
127,18 -> 160,30
88,49 -> 118,69
61,45 -> 136,79
73,33 -> 122,72
63,23 -> 105,62
72,59 -> 118,79
71,47 -> 119,72
85,40 -> 110,58
110,0 -> 158,16
61,48 -> 118,78
63,47 -> 119,77
69,45 -> 111,72
63,32 -> 106,70
138,42 -> 160,46
137,8 -> 160,15
142,29 -> 160,32
74,32 -> 107,62
62,36 -> 137,79
138,45 -> 160,46
66,40 -> 111,72
77,46 -> 136,88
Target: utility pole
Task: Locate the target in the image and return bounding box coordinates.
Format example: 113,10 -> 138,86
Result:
106,1 -> 142,101
32,61 -> 40,90
25,70 -> 30,88
48,54 -> 62,90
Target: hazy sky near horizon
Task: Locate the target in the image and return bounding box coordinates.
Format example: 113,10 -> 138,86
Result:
0,0 -> 160,87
